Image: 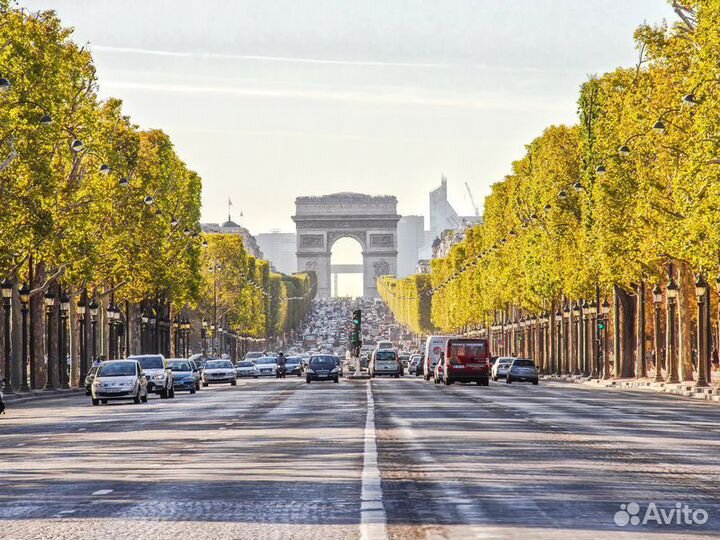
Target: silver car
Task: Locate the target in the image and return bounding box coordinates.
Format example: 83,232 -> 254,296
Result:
506,358 -> 539,385
202,359 -> 237,386
91,360 -> 148,406
491,357 -> 514,381
129,354 -> 175,398
235,360 -> 255,378
253,357 -> 277,377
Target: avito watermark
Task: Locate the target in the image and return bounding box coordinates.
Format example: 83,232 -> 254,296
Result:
614,502 -> 709,527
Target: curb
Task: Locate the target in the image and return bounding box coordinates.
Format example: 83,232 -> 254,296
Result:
3,388 -> 84,405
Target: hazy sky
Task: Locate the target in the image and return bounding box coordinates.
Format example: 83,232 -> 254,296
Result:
22,0 -> 676,236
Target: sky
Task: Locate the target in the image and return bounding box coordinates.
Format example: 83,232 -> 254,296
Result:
21,0 -> 677,238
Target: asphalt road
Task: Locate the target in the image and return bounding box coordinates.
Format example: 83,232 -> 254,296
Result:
1,376 -> 719,539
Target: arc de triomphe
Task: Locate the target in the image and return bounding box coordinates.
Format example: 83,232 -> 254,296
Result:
292,193 -> 400,298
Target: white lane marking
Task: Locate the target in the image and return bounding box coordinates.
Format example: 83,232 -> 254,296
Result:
91,489 -> 113,496
360,382 -> 388,540
15,443 -> 25,447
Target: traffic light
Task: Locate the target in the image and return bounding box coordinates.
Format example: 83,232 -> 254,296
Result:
598,320 -> 605,330
350,309 -> 362,355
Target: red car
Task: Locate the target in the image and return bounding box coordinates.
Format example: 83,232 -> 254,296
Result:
442,338 -> 490,386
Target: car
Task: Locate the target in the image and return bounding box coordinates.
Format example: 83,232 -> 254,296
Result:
408,354 -> 421,375
398,353 -> 411,368
306,355 -> 340,383
202,359 -> 237,386
128,354 -> 175,398
167,359 -> 199,393
91,360 -> 148,406
333,356 -> 344,377
376,340 -> 393,350
506,358 -> 539,385
370,349 -> 402,378
253,356 -> 278,377
491,357 -> 514,381
244,351 -> 264,361
441,338 -> 491,386
423,335 -> 455,382
285,356 -> 303,376
415,353 -> 425,377
84,364 -> 100,395
235,360 -> 255,378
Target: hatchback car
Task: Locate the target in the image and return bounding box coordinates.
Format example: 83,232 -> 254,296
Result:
306,355 -> 340,383
91,360 -> 148,406
202,359 -> 237,386
253,356 -> 278,377
235,360 -> 255,378
285,356 -> 303,376
167,359 -> 199,393
128,354 -> 175,398
506,358 -> 539,385
491,357 -> 514,381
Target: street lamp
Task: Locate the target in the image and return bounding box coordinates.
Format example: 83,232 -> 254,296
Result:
77,294 -> 87,378
695,274 -> 709,388
601,299 -> 610,379
572,303 -> 581,375
89,299 -> 99,363
19,283 -> 30,391
665,272 -> 679,384
581,299 -> 590,376
1,279 -> 13,393
43,288 -> 56,390
59,292 -> 69,388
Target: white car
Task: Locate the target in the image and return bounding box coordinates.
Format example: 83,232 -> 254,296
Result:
491,357 -> 514,381
253,356 -> 278,377
91,360 -> 148,406
235,360 -> 255,378
128,354 -> 174,398
202,359 -> 237,386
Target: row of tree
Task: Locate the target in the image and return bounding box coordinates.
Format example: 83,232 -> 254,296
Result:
0,4 -> 315,390
379,1 -> 720,380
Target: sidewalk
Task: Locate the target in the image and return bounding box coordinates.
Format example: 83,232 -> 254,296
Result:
544,374 -> 720,402
2,387 -> 83,405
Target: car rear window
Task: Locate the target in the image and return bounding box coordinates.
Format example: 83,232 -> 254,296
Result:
375,351 -> 397,361
513,359 -> 535,367
449,341 -> 488,360
206,360 -> 233,369
98,362 -> 136,377
168,361 -> 192,371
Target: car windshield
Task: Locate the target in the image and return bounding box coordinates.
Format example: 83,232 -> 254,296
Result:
206,360 -> 233,369
168,361 -> 192,371
256,357 -> 277,364
375,351 -> 396,361
133,356 -> 164,369
498,358 -> 514,364
98,362 -> 136,377
310,356 -> 335,368
285,357 -> 300,364
513,359 -> 535,367
238,361 -> 254,367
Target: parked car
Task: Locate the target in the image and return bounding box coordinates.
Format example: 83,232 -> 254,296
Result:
128,354 -> 175,398
253,356 -> 278,377
202,359 -> 237,386
167,359 -> 199,393
306,355 -> 340,383
370,349 -> 402,378
84,364 -> 100,395
91,360 -> 148,406
491,357 -> 514,381
506,358 -> 539,385
441,338 -> 491,386
235,360 -> 255,378
285,356 -> 303,376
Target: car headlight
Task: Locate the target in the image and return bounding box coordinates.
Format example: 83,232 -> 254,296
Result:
152,374 -> 165,381
306,369 -> 315,374
330,368 -> 338,373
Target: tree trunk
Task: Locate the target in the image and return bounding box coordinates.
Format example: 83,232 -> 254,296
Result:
615,285 -> 636,378
636,282 -> 647,378
69,287 -> 81,387
677,260 -> 695,381
30,262 -> 46,389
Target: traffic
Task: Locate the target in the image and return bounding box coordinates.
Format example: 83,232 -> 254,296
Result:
85,297 -> 540,407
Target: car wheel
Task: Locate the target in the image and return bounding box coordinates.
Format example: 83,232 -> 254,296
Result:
101,399 -> 108,404
394,373 -> 400,379
231,380 -> 237,386
134,390 -> 141,404
202,382 -> 208,387
91,398 -> 99,406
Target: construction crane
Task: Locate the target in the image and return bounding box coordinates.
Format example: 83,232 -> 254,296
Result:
465,181 -> 480,218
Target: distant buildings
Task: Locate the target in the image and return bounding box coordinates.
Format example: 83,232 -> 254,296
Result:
396,215 -> 425,278
201,216 -> 264,259
256,231 -> 297,274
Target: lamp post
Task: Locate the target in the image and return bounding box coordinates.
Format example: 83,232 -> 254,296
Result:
556,308 -> 563,375
695,274 -> 709,388
43,288 -> 56,390
572,303 -> 581,375
588,301 -> 597,378
581,300 -> 590,376
148,311 -> 157,354
652,285 -> 664,383
665,271 -> 679,384
601,300 -> 611,379
77,294 -> 87,379
59,293 -> 69,388
19,283 -> 30,391
141,310 -> 149,354
1,279 -> 13,393
89,299 -> 99,363
201,318 -> 208,357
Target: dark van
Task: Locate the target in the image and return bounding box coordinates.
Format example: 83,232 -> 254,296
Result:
442,338 -> 490,386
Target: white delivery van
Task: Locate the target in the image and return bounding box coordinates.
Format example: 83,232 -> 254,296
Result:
423,335 -> 455,382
